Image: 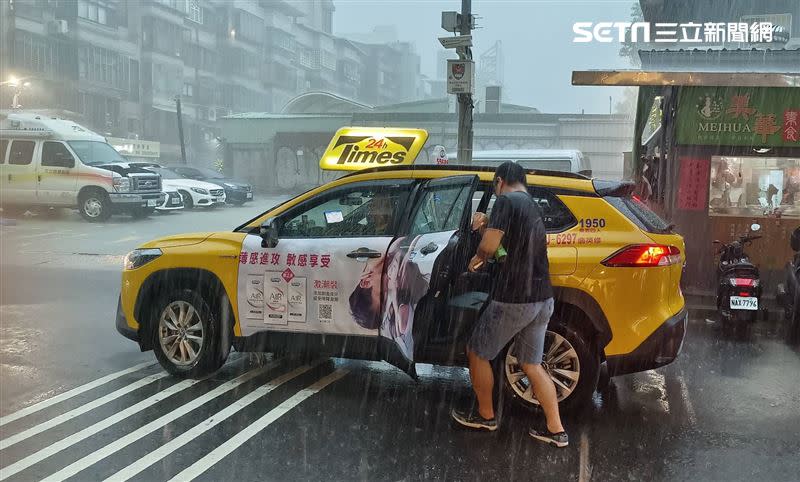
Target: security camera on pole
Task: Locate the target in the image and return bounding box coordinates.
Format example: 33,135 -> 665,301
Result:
440,2 -> 475,165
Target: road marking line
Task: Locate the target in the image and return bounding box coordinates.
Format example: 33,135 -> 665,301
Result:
39,361 -> 281,482
0,373 -> 168,449
678,373 -> 697,427
105,362 -> 321,482
0,373 -> 206,481
0,362 -> 155,427
168,369 -> 349,482
579,429 -> 591,482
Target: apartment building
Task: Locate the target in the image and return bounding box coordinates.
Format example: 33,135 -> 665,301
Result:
1,0 -> 427,163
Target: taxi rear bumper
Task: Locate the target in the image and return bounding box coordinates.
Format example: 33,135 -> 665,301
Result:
606,307 -> 687,376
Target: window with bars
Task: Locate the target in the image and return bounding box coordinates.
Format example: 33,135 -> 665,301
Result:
13,33 -> 73,77
299,48 -> 319,69
185,0 -> 203,24
78,45 -> 130,91
78,0 -> 111,25
236,10 -> 264,43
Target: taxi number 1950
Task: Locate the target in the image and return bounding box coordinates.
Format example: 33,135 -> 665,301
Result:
579,218 -> 606,229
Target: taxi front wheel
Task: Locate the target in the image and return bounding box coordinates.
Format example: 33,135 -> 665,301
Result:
150,289 -> 226,378
500,322 -> 599,414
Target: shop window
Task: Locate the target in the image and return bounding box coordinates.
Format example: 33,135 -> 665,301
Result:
709,156 -> 800,219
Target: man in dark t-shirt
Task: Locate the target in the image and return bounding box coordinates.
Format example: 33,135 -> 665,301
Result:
451,162 -> 567,448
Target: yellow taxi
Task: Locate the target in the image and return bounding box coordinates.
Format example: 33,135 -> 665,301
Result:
117,127 -> 687,411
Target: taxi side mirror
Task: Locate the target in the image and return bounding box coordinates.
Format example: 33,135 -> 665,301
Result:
260,217 -> 281,248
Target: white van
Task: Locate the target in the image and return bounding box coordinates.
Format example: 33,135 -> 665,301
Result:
467,149 -> 591,176
0,111 -> 164,221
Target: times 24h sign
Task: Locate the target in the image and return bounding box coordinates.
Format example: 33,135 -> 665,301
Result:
447,59 -> 475,95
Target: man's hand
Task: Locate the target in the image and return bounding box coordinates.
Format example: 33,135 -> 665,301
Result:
468,254 -> 485,272
471,212 -> 488,232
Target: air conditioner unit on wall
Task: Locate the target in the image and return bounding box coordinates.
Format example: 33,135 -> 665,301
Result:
48,19 -> 69,35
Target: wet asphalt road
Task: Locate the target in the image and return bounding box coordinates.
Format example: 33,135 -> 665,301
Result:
1,205 -> 800,481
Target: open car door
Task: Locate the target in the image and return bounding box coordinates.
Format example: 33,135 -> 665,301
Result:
379,175 -> 480,373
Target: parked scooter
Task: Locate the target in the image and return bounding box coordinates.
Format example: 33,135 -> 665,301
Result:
714,223 -> 763,329
776,226 -> 800,341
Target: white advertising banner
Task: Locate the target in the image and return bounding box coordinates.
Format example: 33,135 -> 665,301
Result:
237,234 -> 394,337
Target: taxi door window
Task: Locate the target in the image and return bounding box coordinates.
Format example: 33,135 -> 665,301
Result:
9,140 -> 35,165
480,186 -> 576,233
278,181 -> 412,238
410,183 -> 472,235
42,142 -> 75,168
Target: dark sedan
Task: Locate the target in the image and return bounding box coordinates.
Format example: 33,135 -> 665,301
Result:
165,165 -> 253,205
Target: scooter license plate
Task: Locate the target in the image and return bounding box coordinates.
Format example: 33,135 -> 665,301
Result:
730,296 -> 758,310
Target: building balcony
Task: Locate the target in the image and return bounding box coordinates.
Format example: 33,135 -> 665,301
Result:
258,0 -> 304,17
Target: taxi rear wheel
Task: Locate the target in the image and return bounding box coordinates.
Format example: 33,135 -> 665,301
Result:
500,322 -> 599,414
150,289 -> 224,378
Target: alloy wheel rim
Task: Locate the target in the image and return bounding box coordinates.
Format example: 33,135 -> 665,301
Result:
84,198 -> 102,218
505,331 -> 581,404
158,300 -> 204,367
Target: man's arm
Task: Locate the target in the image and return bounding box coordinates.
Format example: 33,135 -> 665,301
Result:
468,196 -> 509,272
468,228 -> 504,271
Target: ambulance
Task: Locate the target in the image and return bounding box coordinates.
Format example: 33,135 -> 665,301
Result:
0,111 -> 164,221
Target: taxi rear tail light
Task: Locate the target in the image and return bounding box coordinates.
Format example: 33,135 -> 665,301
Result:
602,245 -> 681,268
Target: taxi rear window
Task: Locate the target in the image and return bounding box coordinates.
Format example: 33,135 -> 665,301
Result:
605,195 -> 671,233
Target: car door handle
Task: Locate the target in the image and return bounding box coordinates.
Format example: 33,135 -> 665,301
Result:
347,248 -> 382,259
420,242 -> 439,255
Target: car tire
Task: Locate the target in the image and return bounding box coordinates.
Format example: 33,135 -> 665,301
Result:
79,189 -> 112,222
500,321 -> 599,414
179,190 -> 194,209
150,289 -> 226,378
131,207 -> 155,219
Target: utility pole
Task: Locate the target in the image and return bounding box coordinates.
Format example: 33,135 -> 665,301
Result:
175,95 -> 187,164
457,0 -> 473,165
441,3 -> 475,165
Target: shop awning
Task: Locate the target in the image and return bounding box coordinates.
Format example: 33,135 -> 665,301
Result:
572,71 -> 800,88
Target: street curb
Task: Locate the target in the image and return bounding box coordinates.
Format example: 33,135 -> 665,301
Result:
687,305 -> 783,320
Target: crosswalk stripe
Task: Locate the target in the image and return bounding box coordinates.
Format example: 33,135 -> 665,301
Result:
0,373 -> 169,450
39,361 -> 281,482
168,369 -> 349,482
0,372 -> 206,481
0,362 -> 155,427
104,362 -> 320,482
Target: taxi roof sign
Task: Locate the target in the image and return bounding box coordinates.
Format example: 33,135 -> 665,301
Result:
319,127 -> 428,171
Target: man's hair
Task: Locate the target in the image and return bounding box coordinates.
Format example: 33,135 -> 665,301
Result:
494,161 -> 526,186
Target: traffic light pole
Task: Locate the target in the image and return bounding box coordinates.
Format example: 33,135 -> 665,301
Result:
456,0 -> 473,165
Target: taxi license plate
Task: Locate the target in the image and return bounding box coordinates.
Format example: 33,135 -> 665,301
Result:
730,296 -> 758,310
246,192 -> 253,199
146,199 -> 157,207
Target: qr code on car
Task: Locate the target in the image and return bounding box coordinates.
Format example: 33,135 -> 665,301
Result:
318,304 -> 333,322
